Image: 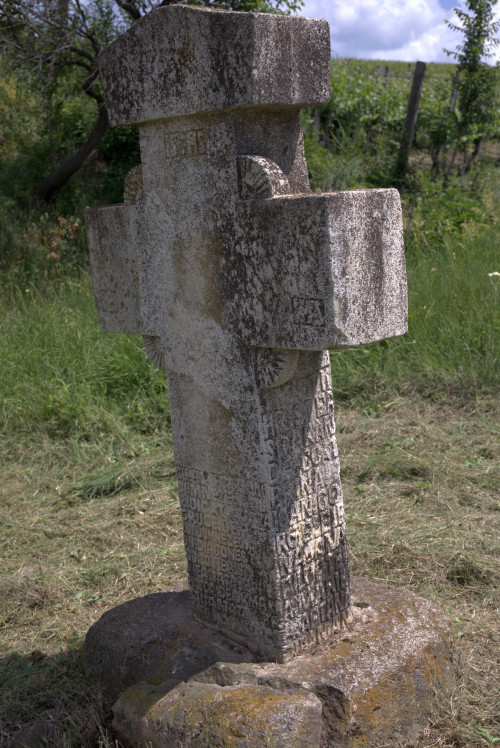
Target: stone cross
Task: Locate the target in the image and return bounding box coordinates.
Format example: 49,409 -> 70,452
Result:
86,5 -> 407,663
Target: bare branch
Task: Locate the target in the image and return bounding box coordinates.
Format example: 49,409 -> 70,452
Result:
74,0 -> 100,56
68,45 -> 95,64
115,0 -> 142,21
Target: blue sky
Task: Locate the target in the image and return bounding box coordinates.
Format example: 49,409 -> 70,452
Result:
299,0 -> 500,62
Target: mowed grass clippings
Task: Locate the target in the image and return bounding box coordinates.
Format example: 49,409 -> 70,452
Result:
0,394 -> 499,747
0,433 -> 185,746
335,394 -> 500,748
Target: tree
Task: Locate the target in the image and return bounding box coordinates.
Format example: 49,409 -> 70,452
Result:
0,0 -> 304,201
445,0 -> 500,172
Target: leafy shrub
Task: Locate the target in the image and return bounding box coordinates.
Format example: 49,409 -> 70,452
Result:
0,206 -> 87,288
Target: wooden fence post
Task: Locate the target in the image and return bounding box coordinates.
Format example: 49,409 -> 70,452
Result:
449,70 -> 459,113
395,60 -> 426,179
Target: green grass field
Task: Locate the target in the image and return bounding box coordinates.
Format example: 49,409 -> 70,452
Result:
2,175 -> 498,444
1,375 -> 498,746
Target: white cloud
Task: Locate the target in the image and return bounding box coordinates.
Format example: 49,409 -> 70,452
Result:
299,0 -> 500,62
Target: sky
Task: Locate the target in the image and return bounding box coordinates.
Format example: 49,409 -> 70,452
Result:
299,0 -> 500,63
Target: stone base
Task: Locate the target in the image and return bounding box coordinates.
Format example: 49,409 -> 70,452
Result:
84,578 -> 455,747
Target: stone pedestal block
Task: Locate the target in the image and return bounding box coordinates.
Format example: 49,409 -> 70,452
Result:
84,578 -> 454,747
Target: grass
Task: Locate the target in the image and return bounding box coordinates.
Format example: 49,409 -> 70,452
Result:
339,395 -> 499,748
1,435 -> 185,746
0,277 -> 170,443
1,177 -> 498,443
0,394 -> 498,746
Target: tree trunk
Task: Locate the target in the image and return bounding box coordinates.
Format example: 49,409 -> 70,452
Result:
430,141 -> 440,174
36,104 -> 109,202
469,137 -> 483,167
444,144 -> 459,184
449,71 -> 459,113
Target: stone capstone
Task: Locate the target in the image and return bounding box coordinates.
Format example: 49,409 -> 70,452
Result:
99,6 -> 331,126
84,578 -> 455,747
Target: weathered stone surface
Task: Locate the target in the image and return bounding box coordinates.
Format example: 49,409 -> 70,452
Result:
87,186 -> 406,349
106,578 -> 454,748
233,187 -> 406,349
83,588 -> 256,705
99,6 -> 331,126
113,680 -> 323,748
86,4 -> 408,662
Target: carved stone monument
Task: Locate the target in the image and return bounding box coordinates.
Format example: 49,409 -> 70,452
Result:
84,7 -> 453,746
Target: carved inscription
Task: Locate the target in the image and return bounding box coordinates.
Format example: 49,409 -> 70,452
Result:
178,468 -> 270,550
164,129 -> 207,159
259,352 -> 350,654
292,297 -> 325,327
177,467 -> 280,640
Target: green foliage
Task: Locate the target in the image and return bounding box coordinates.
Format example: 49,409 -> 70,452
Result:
303,59 -> 412,164
0,0 -> 304,207
119,0 -> 303,14
445,0 -> 500,165
458,63 -> 499,137
302,57 -> 499,181
328,60 -> 408,145
303,60 -> 456,185
0,206 -> 86,288
0,276 -> 170,440
302,131 -> 364,192
0,59 -> 139,284
0,60 -> 98,204
95,125 -> 141,202
446,0 -> 500,66
403,170 -> 497,248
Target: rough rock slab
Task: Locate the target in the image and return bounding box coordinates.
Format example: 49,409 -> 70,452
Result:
86,578 -> 455,747
84,586 -> 257,705
113,680 -> 323,748
99,5 -> 331,126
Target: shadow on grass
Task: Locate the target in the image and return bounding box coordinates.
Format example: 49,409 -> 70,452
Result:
0,647 -> 114,747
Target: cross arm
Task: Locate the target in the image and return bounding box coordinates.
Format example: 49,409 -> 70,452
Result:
86,203 -> 150,336
232,188 -> 407,350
